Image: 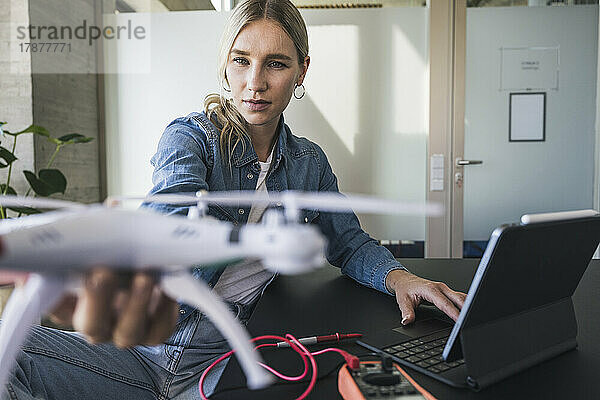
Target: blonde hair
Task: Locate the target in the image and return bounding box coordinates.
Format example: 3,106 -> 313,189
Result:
204,0 -> 309,164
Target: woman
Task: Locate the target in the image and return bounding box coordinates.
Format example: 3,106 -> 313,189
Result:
4,1 -> 465,399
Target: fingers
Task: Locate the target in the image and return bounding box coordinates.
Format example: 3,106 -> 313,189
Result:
440,285 -> 468,309
72,269 -> 176,348
390,271 -> 467,324
423,286 -> 461,322
73,268 -> 119,343
395,293 -> 417,325
48,294 -> 77,327
0,271 -> 28,286
418,282 -> 468,322
144,292 -> 179,345
113,273 -> 155,347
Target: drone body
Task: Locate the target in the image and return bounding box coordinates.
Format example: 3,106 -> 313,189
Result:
0,207 -> 326,275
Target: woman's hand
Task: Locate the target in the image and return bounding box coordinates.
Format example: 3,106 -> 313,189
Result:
1,269 -> 179,347
50,268 -> 179,347
385,269 -> 467,325
0,271 -> 28,286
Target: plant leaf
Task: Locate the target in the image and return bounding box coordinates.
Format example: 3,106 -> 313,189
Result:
9,205 -> 42,215
0,185 -> 42,214
0,184 -> 16,195
23,169 -> 67,196
0,146 -> 17,168
13,124 -> 50,137
57,133 -> 94,144
23,171 -> 47,196
39,169 -> 67,194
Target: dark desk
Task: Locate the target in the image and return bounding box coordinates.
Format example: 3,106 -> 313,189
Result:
213,259 -> 600,399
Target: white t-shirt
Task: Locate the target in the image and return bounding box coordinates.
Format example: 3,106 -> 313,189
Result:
212,148 -> 276,304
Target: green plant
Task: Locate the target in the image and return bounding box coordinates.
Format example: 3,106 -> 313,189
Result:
0,121 -> 94,218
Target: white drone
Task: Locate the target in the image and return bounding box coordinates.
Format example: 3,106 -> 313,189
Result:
0,191 -> 442,392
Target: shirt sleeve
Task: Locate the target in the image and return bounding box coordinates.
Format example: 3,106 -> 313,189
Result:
311,143 -> 408,295
143,119 -> 211,216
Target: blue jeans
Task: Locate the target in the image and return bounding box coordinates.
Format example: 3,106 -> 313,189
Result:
2,301 -> 256,400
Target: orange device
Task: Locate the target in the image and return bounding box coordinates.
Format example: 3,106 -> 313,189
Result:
338,360 -> 437,400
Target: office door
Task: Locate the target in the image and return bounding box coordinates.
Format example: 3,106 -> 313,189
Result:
451,1 -> 598,257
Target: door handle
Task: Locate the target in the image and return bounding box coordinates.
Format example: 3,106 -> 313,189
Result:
456,159 -> 483,166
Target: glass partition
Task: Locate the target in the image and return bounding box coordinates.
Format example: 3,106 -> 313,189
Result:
103,1 -> 431,256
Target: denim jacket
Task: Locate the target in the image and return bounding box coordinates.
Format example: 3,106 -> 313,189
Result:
147,111 -> 405,319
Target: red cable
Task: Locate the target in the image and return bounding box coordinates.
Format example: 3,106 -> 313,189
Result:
199,334 -> 315,400
256,343 -> 309,381
286,333 -> 318,400
198,333 -> 355,400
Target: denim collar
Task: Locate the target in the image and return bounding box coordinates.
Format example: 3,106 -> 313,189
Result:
231,115 -> 287,170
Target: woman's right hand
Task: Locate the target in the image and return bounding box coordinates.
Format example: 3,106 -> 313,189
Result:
71,268 -> 180,347
2,268 -> 180,348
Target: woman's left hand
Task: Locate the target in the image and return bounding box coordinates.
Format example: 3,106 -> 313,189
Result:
385,269 -> 467,325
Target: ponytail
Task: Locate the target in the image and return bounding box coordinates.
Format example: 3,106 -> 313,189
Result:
204,94 -> 249,165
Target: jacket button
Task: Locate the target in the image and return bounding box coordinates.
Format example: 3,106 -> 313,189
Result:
238,209 -> 245,215
180,309 -> 185,314
304,217 -> 309,223
247,173 -> 254,179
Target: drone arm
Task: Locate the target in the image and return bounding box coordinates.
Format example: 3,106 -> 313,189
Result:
0,273 -> 67,390
160,271 -> 273,390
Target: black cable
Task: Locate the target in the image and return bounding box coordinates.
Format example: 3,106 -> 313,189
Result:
210,352 -> 379,397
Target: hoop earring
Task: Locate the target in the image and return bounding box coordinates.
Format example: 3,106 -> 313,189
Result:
221,77 -> 231,93
294,83 -> 305,99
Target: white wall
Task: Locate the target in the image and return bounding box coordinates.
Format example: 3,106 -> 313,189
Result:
464,5 -> 598,240
104,8 -> 430,240
104,11 -> 228,201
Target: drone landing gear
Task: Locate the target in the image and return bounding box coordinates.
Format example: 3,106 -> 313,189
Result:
160,271 -> 273,390
0,273 -> 66,389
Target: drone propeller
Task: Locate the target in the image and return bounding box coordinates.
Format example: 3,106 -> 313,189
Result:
114,190 -> 443,222
0,195 -> 86,210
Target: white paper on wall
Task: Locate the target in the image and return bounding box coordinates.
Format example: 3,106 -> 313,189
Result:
509,92 -> 545,142
500,46 -> 559,91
